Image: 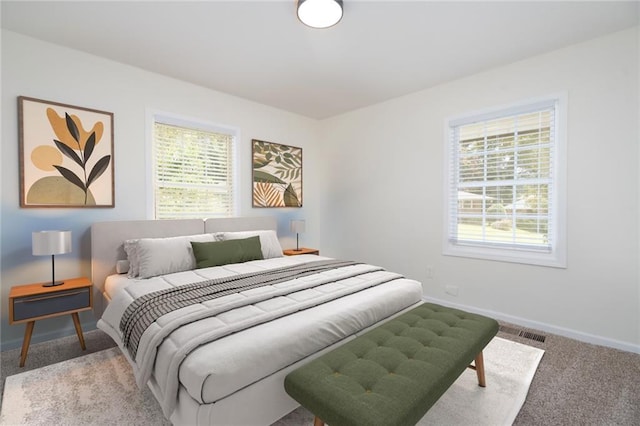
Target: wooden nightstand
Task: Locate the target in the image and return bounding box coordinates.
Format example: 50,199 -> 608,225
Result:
283,248 -> 320,256
9,277 -> 93,367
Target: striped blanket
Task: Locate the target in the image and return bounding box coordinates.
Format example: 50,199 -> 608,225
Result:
120,259 -> 361,359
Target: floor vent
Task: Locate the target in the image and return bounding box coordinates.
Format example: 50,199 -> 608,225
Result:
499,325 -> 546,343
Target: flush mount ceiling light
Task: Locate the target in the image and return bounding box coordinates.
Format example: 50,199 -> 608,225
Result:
297,0 -> 343,29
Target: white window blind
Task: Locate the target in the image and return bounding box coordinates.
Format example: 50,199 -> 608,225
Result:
153,119 -> 235,219
445,97 -> 565,266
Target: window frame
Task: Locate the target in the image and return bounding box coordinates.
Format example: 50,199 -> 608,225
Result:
443,94 -> 567,268
146,109 -> 239,219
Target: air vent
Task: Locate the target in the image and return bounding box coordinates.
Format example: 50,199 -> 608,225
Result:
520,331 -> 546,342
499,325 -> 546,343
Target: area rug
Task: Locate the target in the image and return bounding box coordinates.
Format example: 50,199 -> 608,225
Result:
418,336 -> 544,425
0,337 -> 543,425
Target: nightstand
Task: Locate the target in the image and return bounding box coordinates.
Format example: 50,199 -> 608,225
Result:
9,277 -> 93,367
283,248 -> 320,256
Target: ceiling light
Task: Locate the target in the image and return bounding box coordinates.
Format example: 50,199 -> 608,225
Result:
297,0 -> 343,29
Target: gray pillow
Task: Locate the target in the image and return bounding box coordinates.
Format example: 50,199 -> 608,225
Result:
134,233 -> 216,278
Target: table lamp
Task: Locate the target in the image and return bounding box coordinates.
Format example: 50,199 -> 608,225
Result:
32,230 -> 72,287
290,220 -> 306,251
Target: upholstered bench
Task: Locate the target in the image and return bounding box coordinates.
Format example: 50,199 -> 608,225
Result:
284,302 -> 499,426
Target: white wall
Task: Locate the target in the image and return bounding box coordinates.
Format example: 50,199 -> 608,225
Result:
2,27 -> 638,354
318,28 -> 640,352
0,30 -> 320,349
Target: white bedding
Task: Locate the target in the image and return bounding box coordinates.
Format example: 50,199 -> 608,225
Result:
98,255 -> 423,421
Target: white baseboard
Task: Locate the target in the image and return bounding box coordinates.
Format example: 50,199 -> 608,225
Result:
424,297 -> 640,355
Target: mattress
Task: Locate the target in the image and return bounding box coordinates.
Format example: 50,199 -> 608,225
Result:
98,255 -> 423,419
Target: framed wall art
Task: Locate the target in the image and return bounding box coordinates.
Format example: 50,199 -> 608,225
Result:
252,139 -> 302,207
18,96 -> 114,208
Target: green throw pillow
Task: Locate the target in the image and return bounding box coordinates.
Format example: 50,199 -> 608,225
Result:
191,236 -> 264,268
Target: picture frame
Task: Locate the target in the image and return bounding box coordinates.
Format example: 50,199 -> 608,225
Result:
18,96 -> 115,208
252,139 -> 302,208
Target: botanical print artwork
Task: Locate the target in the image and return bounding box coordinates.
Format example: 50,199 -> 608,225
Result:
18,97 -> 114,207
252,140 -> 302,207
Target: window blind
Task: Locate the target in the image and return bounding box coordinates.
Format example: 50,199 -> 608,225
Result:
153,121 -> 235,219
448,100 -> 557,252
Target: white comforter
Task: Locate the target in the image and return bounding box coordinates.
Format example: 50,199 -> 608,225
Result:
98,255 -> 423,419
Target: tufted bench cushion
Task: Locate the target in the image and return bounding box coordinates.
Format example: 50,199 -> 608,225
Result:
284,302 -> 499,426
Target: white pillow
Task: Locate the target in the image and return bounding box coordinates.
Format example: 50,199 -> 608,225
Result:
134,233 -> 216,279
124,239 -> 140,278
221,230 -> 283,259
116,259 -> 130,274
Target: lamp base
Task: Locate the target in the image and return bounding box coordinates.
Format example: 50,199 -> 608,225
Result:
43,280 -> 64,287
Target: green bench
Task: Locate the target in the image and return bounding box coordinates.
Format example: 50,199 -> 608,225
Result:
284,302 -> 499,426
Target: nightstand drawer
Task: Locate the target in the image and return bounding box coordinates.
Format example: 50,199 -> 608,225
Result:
12,287 -> 91,322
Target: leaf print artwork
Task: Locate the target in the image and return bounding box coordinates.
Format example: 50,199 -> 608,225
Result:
48,110 -> 111,205
252,140 -> 302,207
19,97 -> 114,207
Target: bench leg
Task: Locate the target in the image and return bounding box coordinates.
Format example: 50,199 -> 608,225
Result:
313,416 -> 324,426
475,351 -> 486,387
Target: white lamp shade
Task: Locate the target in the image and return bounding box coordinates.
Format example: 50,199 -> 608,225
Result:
290,220 -> 306,234
32,230 -> 72,256
297,0 -> 343,29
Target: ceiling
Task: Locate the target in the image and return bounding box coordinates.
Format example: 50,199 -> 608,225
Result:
2,1 -> 638,119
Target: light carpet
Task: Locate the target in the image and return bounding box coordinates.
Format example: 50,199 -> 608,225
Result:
0,337 -> 543,426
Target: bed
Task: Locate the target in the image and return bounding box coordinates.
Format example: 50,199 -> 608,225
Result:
91,217 -> 424,425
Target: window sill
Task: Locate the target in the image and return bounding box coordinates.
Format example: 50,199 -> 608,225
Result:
443,243 -> 566,268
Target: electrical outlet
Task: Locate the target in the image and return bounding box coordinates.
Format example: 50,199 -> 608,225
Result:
426,266 -> 433,279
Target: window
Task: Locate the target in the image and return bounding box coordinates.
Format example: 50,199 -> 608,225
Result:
150,113 -> 237,219
444,96 -> 566,267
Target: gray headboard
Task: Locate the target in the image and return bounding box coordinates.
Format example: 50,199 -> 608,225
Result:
90,216 -> 277,317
